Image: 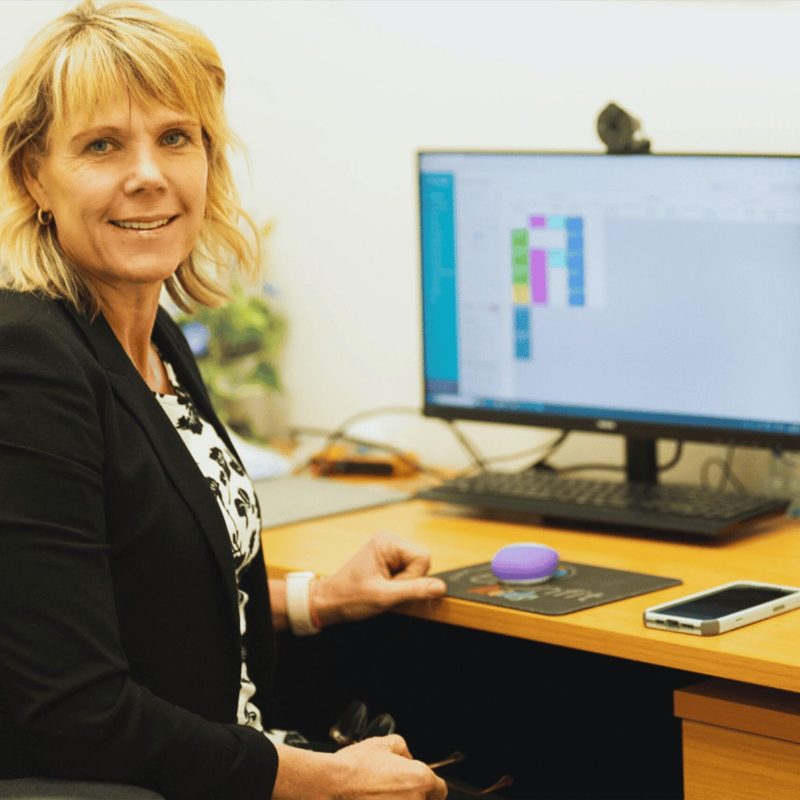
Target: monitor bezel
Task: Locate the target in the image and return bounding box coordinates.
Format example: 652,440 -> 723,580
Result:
417,149 -> 800,452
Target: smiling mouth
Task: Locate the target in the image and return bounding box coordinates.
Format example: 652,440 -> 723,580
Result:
110,216 -> 176,230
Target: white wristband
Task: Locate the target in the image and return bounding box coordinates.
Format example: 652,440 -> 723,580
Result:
285,571 -> 321,636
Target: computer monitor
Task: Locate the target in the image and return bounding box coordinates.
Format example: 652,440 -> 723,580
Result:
418,151 -> 800,483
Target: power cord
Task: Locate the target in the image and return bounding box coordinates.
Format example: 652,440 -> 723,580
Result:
290,405 -> 704,485
699,446 -> 747,494
444,420 -> 486,472
656,440 -> 684,473
290,407 -> 571,480
554,440 -> 684,477
289,425 -> 445,479
520,430 -> 569,470
445,421 -> 571,476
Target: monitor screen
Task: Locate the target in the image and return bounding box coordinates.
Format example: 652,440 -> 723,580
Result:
419,151 -> 800,452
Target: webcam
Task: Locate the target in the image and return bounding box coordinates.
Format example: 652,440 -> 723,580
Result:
596,102 -> 651,154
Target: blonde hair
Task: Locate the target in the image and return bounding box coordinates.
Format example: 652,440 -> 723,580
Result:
0,0 -> 260,314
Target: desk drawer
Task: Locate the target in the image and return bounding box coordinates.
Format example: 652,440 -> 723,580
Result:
675,680 -> 800,800
682,720 -> 800,800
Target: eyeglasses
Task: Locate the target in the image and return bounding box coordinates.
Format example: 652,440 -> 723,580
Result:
330,700 -> 397,745
427,751 -> 513,798
329,703 -> 513,798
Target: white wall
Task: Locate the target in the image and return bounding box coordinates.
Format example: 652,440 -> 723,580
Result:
4,0 -> 800,488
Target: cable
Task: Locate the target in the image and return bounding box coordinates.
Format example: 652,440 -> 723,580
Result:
519,430 -> 569,470
657,440 -> 684,473
699,446 -> 747,494
718,447 -> 736,493
291,405 -> 688,484
289,407 -> 424,475
444,422 -> 571,475
289,424 -> 446,478
553,439 -> 684,477
445,420 -> 486,471
292,407 -> 567,480
699,454 -> 720,491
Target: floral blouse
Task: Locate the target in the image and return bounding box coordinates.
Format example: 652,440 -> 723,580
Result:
153,358 -> 265,732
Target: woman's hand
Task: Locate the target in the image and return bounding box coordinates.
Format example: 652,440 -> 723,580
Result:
312,532 -> 447,626
273,736 -> 447,800
332,736 -> 448,800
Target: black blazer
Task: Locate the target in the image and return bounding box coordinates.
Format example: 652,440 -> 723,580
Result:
0,290 -> 279,799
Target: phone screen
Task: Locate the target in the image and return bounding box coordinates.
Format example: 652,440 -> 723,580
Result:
656,585 -> 795,620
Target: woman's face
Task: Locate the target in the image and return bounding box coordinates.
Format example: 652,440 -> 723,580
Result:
25,95 -> 208,293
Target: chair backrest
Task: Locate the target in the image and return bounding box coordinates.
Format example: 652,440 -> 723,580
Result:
0,779 -> 164,799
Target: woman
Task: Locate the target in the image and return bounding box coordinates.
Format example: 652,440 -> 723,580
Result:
0,2 -> 447,798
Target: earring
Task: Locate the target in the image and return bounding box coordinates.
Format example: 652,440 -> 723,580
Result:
36,207 -> 53,226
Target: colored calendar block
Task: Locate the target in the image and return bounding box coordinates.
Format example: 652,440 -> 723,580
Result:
568,252 -> 584,269
566,217 -> 583,233
512,229 -> 529,247
513,284 -> 530,305
530,249 -> 548,304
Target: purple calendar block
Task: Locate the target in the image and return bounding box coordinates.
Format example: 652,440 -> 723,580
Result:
529,215 -> 547,229
530,249 -> 548,304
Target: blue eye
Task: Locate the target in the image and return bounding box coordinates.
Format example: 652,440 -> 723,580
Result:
163,131 -> 188,146
88,139 -> 112,153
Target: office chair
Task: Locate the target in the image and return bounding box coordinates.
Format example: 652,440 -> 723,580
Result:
0,779 -> 164,799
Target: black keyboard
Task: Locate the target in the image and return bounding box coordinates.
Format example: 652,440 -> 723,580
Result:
416,470 -> 790,536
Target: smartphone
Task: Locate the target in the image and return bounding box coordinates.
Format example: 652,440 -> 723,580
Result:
643,581 -> 800,636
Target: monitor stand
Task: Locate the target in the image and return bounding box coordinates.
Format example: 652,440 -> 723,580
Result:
626,437 -> 658,485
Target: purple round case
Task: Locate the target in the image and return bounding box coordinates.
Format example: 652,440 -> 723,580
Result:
490,543 -> 559,585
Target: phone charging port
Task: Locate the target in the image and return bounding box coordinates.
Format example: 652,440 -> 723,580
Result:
667,620 -> 679,627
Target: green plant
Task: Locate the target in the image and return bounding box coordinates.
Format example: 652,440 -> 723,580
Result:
201,289 -> 282,380
177,286 -> 286,442
177,218 -> 288,441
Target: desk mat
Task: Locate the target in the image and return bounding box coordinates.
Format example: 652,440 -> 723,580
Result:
435,561 -> 681,615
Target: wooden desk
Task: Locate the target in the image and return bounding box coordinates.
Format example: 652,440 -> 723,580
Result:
264,498 -> 800,691
262,498 -> 800,797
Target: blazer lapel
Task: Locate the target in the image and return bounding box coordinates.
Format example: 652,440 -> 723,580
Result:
61,303 -> 239,622
151,308 -> 242,463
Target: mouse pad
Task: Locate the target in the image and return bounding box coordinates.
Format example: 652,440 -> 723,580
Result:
435,561 -> 681,615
